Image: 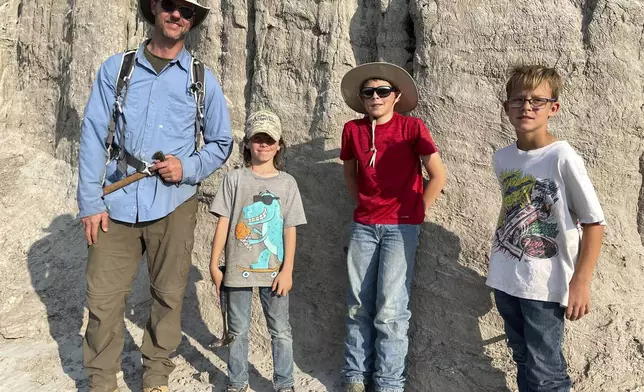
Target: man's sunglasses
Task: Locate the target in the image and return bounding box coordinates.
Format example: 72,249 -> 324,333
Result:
253,194 -> 280,205
160,0 -> 195,20
359,86 -> 397,99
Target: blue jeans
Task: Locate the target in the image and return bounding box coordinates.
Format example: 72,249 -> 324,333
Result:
226,287 -> 294,390
342,222 -> 421,392
494,289 -> 572,392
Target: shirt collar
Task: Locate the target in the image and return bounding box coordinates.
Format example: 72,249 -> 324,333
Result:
135,39 -> 192,73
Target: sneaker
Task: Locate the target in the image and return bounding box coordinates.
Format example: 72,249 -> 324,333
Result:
143,387 -> 168,392
277,387 -> 295,392
226,385 -> 249,392
345,383 -> 366,392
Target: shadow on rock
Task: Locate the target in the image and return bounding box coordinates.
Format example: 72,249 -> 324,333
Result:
27,214 -> 89,390
407,222 -> 509,392
280,138 -> 353,391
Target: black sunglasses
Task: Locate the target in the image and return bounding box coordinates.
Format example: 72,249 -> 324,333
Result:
359,86 -> 397,99
160,0 -> 195,20
253,194 -> 280,205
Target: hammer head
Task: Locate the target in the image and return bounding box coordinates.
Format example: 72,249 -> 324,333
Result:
152,151 -> 166,162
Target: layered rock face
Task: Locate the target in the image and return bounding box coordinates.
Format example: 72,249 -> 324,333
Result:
0,0 -> 643,391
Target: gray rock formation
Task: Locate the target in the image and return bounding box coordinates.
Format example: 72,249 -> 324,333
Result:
1,0 -> 643,391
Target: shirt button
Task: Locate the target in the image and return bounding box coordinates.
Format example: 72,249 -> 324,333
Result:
147,123 -> 152,128
151,100 -> 156,104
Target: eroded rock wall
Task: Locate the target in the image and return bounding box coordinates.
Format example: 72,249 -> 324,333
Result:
1,0 -> 643,390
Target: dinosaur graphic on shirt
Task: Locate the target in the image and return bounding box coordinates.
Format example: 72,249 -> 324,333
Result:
235,191 -> 284,270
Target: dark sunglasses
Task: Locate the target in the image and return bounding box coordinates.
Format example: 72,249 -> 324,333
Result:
253,194 -> 280,205
359,86 -> 397,99
160,0 -> 195,20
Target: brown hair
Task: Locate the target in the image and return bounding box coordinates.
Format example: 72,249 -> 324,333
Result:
242,136 -> 286,170
505,65 -> 563,100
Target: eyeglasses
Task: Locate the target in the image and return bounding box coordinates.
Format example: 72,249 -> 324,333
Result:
507,97 -> 557,109
359,86 -> 397,99
253,194 -> 280,205
160,0 -> 195,20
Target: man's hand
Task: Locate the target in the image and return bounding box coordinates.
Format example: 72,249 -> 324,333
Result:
210,264 -> 224,297
153,155 -> 183,183
566,278 -> 591,321
81,211 -> 109,245
272,271 -> 293,297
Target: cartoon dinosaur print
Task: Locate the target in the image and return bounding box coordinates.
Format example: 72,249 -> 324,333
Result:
237,191 -> 284,269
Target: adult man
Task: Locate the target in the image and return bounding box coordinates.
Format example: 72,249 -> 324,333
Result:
77,1 -> 233,391
339,62 -> 446,392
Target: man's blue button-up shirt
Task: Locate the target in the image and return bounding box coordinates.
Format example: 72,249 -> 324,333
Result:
77,41 -> 233,223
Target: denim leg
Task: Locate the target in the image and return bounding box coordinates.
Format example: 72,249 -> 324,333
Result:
372,224 -> 420,392
494,289 -> 529,392
494,289 -> 571,392
343,222 -> 380,385
226,287 -> 253,389
521,298 -> 571,392
259,287 -> 294,390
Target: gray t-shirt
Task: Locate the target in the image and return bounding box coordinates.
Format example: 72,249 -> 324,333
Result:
209,168 -> 307,287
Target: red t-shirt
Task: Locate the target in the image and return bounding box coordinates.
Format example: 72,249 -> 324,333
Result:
340,112 -> 438,225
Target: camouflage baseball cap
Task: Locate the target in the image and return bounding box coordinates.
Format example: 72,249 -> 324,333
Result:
245,110 -> 282,141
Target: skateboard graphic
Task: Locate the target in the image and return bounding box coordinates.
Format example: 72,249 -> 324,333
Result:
236,264 -> 280,279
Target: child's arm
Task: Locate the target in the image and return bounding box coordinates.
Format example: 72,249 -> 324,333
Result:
272,226 -> 296,297
343,159 -> 359,202
209,216 -> 230,297
421,152 -> 447,212
567,222 -> 604,321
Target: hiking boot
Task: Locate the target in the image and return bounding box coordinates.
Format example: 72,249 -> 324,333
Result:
345,383 -> 366,392
277,387 -> 295,392
143,387 -> 168,392
226,385 -> 249,392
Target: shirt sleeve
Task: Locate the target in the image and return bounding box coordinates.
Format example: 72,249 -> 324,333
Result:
562,151 -> 606,226
282,178 -> 307,228
413,119 -> 438,156
340,122 -> 355,161
77,55 -> 120,218
181,69 -> 234,185
209,172 -> 234,218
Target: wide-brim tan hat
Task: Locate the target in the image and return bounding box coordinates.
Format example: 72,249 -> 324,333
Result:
139,0 -> 210,29
341,62 -> 418,114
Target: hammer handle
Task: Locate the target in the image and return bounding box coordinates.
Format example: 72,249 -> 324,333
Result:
103,172 -> 148,196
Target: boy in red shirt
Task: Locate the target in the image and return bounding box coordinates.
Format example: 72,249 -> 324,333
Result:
339,62 -> 446,392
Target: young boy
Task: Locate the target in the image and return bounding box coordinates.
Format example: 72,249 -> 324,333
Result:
487,65 -> 606,391
209,110 -> 307,392
338,62 -> 447,392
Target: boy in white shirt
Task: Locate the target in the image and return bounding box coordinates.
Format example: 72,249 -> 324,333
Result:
486,65 -> 605,392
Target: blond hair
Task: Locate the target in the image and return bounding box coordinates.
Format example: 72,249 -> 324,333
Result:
505,65 -> 563,100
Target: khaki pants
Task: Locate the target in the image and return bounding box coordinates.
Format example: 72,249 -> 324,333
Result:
83,196 -> 198,391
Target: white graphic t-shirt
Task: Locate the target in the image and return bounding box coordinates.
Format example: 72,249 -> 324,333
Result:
486,141 -> 606,306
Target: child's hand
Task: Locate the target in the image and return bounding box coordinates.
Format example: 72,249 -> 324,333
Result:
272,271 -> 293,297
566,278 -> 591,321
210,264 -> 224,297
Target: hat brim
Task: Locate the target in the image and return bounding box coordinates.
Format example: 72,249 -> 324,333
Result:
140,0 -> 210,29
340,62 -> 418,114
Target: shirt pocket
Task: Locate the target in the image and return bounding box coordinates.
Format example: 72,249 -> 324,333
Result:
164,91 -> 197,140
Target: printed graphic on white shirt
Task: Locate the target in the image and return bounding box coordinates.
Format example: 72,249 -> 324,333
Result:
494,169 -> 561,260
